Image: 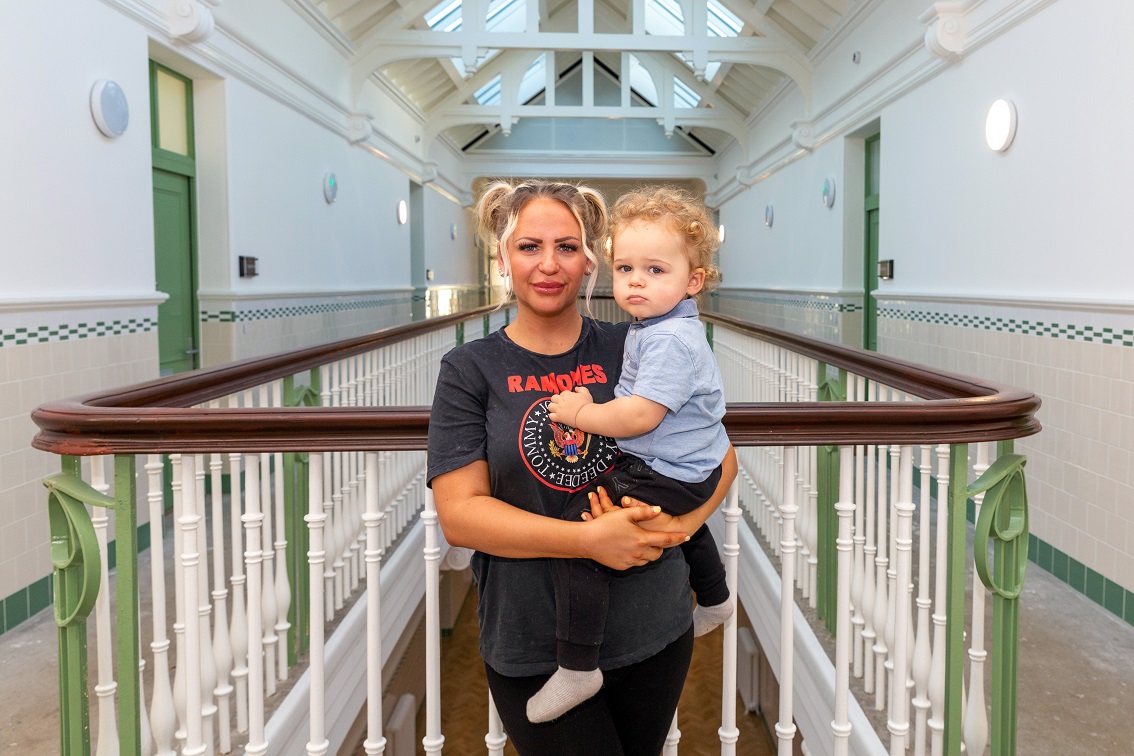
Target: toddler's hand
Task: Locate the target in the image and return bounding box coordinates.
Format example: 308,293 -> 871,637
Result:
547,386 -> 593,427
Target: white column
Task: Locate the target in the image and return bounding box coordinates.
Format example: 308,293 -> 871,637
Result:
928,445 -> 951,756
832,446 -> 856,756
180,455 -> 206,756
90,457 -> 120,756
194,456 -> 217,756
776,448 -> 798,756
243,453 -> 268,755
912,445 -> 934,756
145,454 -> 177,755
889,448 -> 915,755
362,452 -> 388,756
422,486 -> 445,754
228,450 -> 250,735
719,484 -> 741,755
209,451 -> 234,754
305,454 -> 330,756
964,444 -> 990,755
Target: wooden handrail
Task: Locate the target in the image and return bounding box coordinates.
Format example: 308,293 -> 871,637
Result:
31,306 -> 1040,455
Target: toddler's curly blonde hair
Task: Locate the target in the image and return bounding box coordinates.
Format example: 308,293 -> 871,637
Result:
608,186 -> 722,294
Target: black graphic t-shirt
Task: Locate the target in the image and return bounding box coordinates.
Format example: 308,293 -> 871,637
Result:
427,318 -> 692,676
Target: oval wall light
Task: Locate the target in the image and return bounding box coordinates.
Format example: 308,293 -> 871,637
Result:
822,177 -> 836,208
718,224 -> 726,243
397,199 -> 408,224
323,173 -> 338,204
985,99 -> 1017,152
764,204 -> 774,228
90,80 -> 130,138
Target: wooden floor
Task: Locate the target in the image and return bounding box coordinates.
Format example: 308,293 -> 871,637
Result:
418,589 -> 774,755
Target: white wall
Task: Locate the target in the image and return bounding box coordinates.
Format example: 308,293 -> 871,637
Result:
423,189 -> 476,287
719,138 -> 847,292
225,78 -> 413,293
0,1 -> 154,301
881,0 -> 1134,300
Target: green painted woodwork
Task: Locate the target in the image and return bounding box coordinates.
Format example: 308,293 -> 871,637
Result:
114,455 -> 142,755
153,168 -> 199,376
864,134 -> 881,351
46,457 -> 113,756
483,314 -> 491,338
815,365 -> 846,632
943,444 -> 968,756
283,375 -> 319,662
456,321 -> 465,346
705,320 -> 714,349
150,61 -> 198,377
969,443 -> 1027,756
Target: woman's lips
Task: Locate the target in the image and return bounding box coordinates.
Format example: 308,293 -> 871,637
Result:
532,281 -> 564,294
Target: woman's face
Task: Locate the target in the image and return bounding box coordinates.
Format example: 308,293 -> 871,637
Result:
504,197 -> 590,320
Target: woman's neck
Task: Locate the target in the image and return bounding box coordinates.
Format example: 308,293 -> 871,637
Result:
505,309 -> 585,354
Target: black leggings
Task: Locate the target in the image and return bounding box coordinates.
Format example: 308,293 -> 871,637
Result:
484,626 -> 694,756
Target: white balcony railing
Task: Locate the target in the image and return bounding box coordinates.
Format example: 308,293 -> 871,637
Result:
32,302 -> 1039,756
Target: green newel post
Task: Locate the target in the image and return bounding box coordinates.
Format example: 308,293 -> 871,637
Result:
815,364 -> 846,632
114,455 -> 142,754
970,442 -> 1028,756
943,444 -> 969,756
286,374 -> 321,660
46,457 -> 116,756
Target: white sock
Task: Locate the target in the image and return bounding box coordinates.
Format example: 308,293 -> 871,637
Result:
693,601 -> 733,637
526,666 -> 603,723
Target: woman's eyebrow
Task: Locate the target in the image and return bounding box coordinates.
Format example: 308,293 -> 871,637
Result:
554,236 -> 581,243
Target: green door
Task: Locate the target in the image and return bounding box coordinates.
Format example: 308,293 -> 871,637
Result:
153,168 -> 198,375
863,134 -> 881,351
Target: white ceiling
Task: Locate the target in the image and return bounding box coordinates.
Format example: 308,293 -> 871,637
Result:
307,0 -> 849,157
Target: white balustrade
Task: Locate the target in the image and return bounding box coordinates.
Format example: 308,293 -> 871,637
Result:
56,309 -> 1024,756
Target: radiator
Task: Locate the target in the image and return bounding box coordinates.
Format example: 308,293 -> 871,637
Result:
385,693 -> 418,756
737,626 -> 760,713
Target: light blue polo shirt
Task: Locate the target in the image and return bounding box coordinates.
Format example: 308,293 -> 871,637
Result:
614,298 -> 730,483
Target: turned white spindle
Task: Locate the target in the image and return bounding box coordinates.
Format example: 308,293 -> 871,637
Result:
720,484 -> 741,755
832,446 -> 856,756
884,442 -> 900,712
964,444 -> 991,755
228,450 -> 250,735
243,453 -> 268,755
912,445 -> 934,756
861,442 -> 877,697
90,457 -> 120,756
273,455 -> 291,683
928,445 -> 951,756
873,438 -> 890,711
179,455 -> 205,756
422,486 -> 445,755
194,456 -> 217,756
362,451 -> 387,756
145,454 -> 177,756
776,448 -> 799,756
171,454 -> 188,747
889,448 -> 915,755
305,454 -> 330,756
486,694 -> 506,756
208,451 -> 234,754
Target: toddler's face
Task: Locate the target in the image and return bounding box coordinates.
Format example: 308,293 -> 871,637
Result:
611,220 -> 704,320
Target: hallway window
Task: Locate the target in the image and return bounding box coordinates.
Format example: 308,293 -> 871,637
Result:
154,67 -> 191,156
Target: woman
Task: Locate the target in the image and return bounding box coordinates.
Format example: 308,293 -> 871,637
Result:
427,179 -> 737,755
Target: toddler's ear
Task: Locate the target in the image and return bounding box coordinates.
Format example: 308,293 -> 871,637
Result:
687,267 -> 706,296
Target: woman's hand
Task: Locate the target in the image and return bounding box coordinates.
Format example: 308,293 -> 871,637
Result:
579,500 -> 689,570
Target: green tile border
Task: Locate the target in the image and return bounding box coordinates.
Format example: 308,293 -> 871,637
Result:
0,522 -> 151,638
878,308 -> 1134,347
1028,534 -> 1133,628
0,318 -> 156,349
200,294 -> 417,323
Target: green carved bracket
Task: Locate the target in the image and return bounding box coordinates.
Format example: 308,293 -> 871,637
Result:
969,454 -> 1029,600
44,473 -> 114,628
287,383 -> 320,408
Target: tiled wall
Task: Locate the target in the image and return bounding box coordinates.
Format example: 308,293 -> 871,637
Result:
708,289 -> 1134,626
0,305 -> 158,630
877,296 -> 1134,616
200,288 -> 487,366
710,288 -> 862,347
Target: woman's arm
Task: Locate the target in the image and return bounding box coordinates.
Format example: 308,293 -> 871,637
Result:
431,459 -> 691,571
595,445 -> 738,536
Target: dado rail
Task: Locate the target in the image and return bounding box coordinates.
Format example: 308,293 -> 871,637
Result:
31,303 -> 1039,756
